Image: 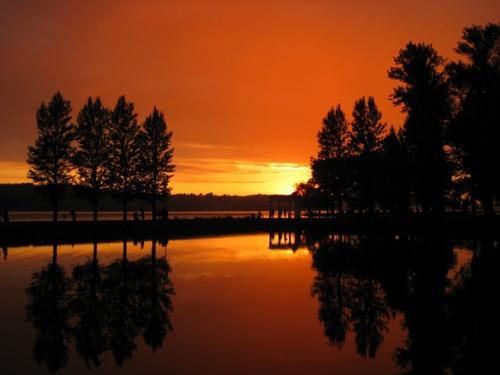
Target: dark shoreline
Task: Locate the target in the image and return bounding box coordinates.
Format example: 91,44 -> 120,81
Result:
1,214 -> 499,247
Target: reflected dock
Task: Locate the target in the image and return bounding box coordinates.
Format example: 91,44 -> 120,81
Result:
1,214 -> 500,246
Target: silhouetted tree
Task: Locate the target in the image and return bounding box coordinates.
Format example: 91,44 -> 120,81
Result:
27,92 -> 74,222
349,97 -> 386,213
448,23 -> 500,216
293,179 -> 325,217
25,243 -> 72,372
107,96 -> 141,222
445,145 -> 473,213
378,127 -> 410,213
137,108 -> 175,221
71,242 -> 108,368
73,97 -> 111,221
311,105 -> 351,215
389,42 -> 450,214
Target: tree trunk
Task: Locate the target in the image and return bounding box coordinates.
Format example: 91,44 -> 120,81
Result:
122,240 -> 127,261
123,178 -> 128,222
338,195 -> 343,216
152,238 -> 156,259
52,243 -> 58,265
483,197 -> 494,217
93,241 -> 98,261
152,198 -> 157,223
53,198 -> 58,223
479,185 -> 494,217
338,172 -> 344,216
93,200 -> 98,222
152,181 -> 157,223
123,198 -> 128,222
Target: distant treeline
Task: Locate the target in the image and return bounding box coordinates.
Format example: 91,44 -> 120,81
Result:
295,23 -> 500,216
0,184 -> 270,211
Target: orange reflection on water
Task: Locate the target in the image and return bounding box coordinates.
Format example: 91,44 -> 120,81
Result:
0,233 -> 481,374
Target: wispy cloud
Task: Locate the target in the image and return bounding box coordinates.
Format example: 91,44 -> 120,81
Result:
172,157 -> 310,194
0,158 -> 310,195
0,161 -> 29,183
178,143 -> 238,150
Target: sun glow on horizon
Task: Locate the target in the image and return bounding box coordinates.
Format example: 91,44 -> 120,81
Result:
171,158 -> 310,195
0,159 -> 310,195
1,1 -> 497,196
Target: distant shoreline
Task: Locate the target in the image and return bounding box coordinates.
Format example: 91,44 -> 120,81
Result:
0,183 -> 271,212
1,214 -> 498,247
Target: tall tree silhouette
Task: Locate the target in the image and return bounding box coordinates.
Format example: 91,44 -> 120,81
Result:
107,96 -> 141,222
389,42 -> 450,214
293,179 -> 324,217
25,243 -> 72,372
448,23 -> 500,216
349,97 -> 386,213
137,108 -> 175,221
71,242 -> 108,368
27,92 -> 74,222
378,127 -> 410,213
350,97 -> 386,156
73,97 -> 111,221
311,105 -> 351,215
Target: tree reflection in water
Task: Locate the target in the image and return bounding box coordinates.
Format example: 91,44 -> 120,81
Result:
395,235 -> 453,374
71,241 -> 107,368
24,238 -> 175,372
22,233 -> 496,373
310,235 -> 392,357
446,239 -> 498,375
305,231 -> 497,374
25,242 -> 72,372
135,238 -> 174,351
103,240 -> 141,366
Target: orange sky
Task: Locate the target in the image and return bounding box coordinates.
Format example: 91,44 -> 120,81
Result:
0,0 -> 498,194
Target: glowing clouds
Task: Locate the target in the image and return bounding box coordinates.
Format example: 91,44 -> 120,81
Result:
172,158 -> 310,195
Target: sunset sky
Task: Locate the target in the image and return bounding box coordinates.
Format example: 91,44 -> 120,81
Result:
0,0 -> 498,194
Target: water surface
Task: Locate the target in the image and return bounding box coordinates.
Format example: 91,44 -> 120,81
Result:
0,233 -> 494,374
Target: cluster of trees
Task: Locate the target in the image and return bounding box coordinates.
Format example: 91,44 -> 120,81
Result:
27,93 -> 174,222
25,240 -> 173,371
296,23 -> 500,216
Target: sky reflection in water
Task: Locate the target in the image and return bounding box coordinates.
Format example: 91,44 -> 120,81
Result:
0,233 -> 495,374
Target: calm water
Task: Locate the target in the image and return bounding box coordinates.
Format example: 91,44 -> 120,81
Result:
7,211 -> 270,222
0,233 -> 495,374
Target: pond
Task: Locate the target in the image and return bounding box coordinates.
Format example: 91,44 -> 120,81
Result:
0,232 -> 495,374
